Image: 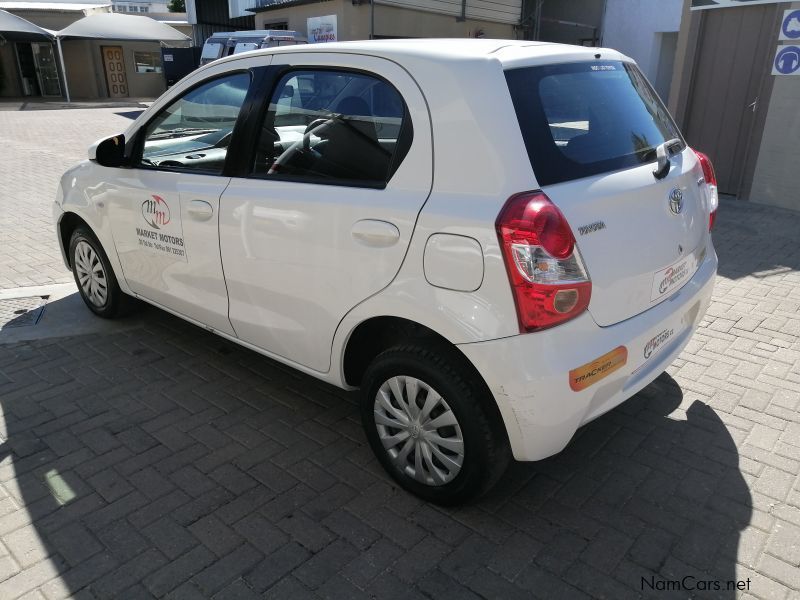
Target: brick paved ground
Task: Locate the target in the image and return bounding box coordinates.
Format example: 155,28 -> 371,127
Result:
0,107 -> 140,289
0,109 -> 799,599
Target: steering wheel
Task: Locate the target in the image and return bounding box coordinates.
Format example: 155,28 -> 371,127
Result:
302,118 -> 331,151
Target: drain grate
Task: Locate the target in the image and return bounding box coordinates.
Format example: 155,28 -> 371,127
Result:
0,296 -> 49,329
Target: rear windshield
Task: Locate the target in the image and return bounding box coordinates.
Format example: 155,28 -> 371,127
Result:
505,61 -> 683,186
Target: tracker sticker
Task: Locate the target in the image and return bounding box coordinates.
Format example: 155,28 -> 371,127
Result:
136,194 -> 187,262
569,346 -> 628,392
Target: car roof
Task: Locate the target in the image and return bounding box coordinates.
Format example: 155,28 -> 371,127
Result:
212,38 -> 629,68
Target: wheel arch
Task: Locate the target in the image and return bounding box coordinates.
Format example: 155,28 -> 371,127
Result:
58,211 -> 92,268
340,314 -> 510,446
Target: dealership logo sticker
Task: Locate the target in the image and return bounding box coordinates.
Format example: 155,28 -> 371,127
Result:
651,255 -> 695,302
141,195 -> 171,229
569,346 -> 628,392
644,328 -> 674,359
136,194 -> 187,262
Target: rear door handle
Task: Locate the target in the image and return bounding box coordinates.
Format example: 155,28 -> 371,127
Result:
351,219 -> 400,247
187,199 -> 213,221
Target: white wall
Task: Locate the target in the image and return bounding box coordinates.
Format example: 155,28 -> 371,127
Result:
602,0 -> 683,93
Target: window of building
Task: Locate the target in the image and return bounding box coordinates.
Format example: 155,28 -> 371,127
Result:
139,72 -> 251,174
252,69 -> 411,187
133,51 -> 162,74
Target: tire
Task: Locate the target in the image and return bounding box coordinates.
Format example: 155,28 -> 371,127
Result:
69,226 -> 137,318
361,343 -> 510,505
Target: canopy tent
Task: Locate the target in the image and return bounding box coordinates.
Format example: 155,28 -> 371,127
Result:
55,13 -> 190,102
0,8 -> 53,41
56,12 -> 190,42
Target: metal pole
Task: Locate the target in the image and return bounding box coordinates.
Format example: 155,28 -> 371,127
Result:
370,0 -> 375,40
56,36 -> 70,103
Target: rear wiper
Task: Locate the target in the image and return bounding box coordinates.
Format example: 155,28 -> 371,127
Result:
149,127 -> 218,140
653,138 -> 683,180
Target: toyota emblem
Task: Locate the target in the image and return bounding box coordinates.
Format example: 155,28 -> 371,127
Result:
669,188 -> 684,215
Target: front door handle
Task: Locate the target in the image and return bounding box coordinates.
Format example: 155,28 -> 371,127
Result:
351,219 -> 400,247
187,199 -> 213,221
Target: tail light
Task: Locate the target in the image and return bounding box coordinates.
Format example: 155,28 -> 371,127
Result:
496,191 -> 591,332
693,150 -> 718,231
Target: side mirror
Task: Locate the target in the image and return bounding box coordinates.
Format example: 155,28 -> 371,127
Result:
89,135 -> 126,167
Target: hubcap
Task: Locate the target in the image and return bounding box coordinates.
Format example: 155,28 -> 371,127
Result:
373,376 -> 464,486
74,241 -> 108,308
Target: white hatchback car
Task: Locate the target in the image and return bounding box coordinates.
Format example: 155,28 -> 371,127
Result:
54,39 -> 718,504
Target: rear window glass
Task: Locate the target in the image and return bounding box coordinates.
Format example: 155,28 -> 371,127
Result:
505,61 -> 683,186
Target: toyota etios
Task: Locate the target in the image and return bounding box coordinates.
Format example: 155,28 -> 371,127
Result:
54,39 -> 718,504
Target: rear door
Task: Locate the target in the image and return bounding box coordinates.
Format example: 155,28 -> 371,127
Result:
505,61 -> 711,327
219,53 -> 433,372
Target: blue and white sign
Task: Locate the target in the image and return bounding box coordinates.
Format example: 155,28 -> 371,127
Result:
772,45 -> 800,76
780,10 -> 800,41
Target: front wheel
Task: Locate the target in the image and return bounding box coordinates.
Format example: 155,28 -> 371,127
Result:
69,226 -> 136,318
361,343 -> 510,505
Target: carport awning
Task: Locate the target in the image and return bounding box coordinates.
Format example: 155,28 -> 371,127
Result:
56,12 -> 189,42
0,8 -> 53,41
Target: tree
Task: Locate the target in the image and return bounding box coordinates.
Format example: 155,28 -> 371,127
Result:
168,0 -> 185,11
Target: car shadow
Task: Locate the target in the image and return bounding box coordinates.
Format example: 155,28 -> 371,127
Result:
0,300 -> 751,598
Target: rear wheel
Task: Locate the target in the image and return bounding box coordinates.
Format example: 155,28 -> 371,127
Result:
69,226 -> 136,318
361,343 -> 510,505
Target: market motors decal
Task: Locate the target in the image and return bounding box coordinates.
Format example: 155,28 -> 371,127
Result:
650,255 -> 695,302
136,194 -> 187,262
569,346 -> 627,392
644,327 -> 674,359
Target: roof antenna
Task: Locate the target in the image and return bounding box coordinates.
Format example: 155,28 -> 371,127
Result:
594,53 -> 601,59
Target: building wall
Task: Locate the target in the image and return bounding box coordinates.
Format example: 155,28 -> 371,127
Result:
601,0 -> 683,97
254,0 -> 516,40
539,0 -> 605,45
749,1 -> 800,210
61,39 -> 167,99
245,0 -> 520,24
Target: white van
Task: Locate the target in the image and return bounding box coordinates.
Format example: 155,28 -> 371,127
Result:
199,30 -> 306,66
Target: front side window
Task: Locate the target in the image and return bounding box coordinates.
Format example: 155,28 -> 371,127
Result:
251,69 -> 410,186
139,72 -> 250,174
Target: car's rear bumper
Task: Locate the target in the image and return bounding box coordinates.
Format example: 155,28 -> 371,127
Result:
457,239 -> 717,462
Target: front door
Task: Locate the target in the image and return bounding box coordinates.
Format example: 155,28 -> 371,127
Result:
219,54 -> 433,372
682,5 -> 780,194
102,46 -> 128,98
106,71 -> 253,335
32,43 -> 62,97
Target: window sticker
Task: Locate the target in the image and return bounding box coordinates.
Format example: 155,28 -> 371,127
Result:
136,194 -> 188,262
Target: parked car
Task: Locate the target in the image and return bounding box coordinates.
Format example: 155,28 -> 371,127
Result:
54,39 -> 719,504
199,30 -> 306,66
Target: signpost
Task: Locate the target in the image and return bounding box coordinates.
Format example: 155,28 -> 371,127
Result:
779,9 -> 800,41
772,45 -> 800,76
307,15 -> 337,44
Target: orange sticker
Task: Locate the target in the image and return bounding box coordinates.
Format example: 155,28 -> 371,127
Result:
569,346 -> 628,392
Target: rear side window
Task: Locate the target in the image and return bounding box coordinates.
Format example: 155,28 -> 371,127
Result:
505,61 -> 683,186
251,69 -> 412,187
